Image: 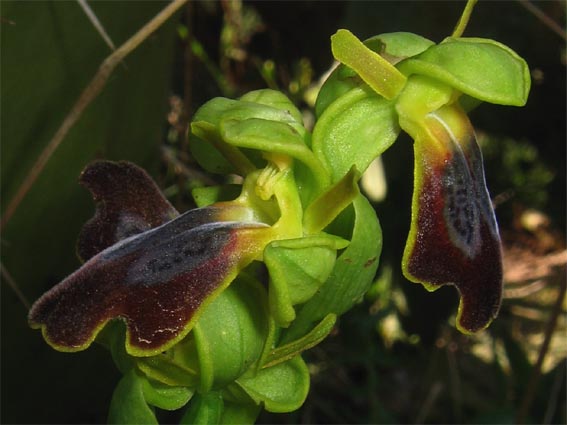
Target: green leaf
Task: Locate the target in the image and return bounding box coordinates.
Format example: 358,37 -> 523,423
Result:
2,3 -> 178,418
236,356 -> 310,413
180,392 -> 224,425
140,377 -> 193,411
283,195 -> 382,342
264,235 -> 347,326
331,29 -> 407,100
193,277 -> 269,392
312,86 -> 399,182
263,314 -> 336,368
108,370 -> 157,425
397,37 -> 531,106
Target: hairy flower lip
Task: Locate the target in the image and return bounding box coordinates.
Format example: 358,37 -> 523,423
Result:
28,160 -> 272,356
28,215 -> 270,356
402,105 -> 503,333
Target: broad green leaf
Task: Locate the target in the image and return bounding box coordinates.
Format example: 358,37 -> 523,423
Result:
283,195 -> 382,342
193,277 -> 269,392
140,377 -> 193,411
108,370 -> 157,425
263,314 -> 336,368
2,2 -> 178,420
2,2 -> 178,290
180,392 -> 224,425
264,235 -> 347,326
236,356 -> 310,413
312,87 -> 399,182
397,37 -> 530,106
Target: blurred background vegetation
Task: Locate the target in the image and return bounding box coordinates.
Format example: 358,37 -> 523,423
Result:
1,1 -> 565,423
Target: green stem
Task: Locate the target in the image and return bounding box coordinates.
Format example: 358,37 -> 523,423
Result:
452,0 -> 478,38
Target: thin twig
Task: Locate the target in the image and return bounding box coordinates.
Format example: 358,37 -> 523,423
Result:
543,360 -> 565,424
1,0 -> 189,231
76,0 -> 116,51
1,263 -> 31,311
516,0 -> 567,41
516,267 -> 567,423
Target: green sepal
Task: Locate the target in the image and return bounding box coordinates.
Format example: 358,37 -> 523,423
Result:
240,89 -> 304,125
189,98 -> 242,175
236,356 -> 310,413
264,235 -> 348,327
219,400 -> 262,424
364,32 -> 435,61
283,195 -> 382,342
263,313 -> 336,368
108,369 -> 157,425
312,87 -> 399,182
397,37 -> 531,106
140,377 -> 193,411
190,93 -> 304,175
303,166 -> 360,234
220,118 -> 328,191
193,277 -> 269,392
136,350 -> 199,388
101,321 -> 136,375
180,392 -> 224,425
192,185 -> 242,207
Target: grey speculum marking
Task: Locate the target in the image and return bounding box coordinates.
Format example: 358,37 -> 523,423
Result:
125,222 -> 236,286
442,148 -> 481,258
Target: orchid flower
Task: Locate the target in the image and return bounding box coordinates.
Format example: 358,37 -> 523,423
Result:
28,3 -> 530,422
315,29 -> 529,332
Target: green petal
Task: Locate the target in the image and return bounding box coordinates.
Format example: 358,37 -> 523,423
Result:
315,32 -> 432,117
283,195 -> 382,342
108,369 -> 157,425
264,235 -> 347,326
312,87 -> 399,182
303,166 -> 360,234
193,277 -> 269,391
180,391 -> 224,425
398,37 -> 530,106
331,29 -> 407,100
263,314 -> 336,368
140,377 -> 193,411
236,356 -> 310,413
